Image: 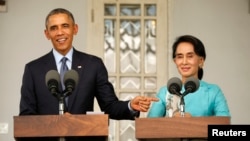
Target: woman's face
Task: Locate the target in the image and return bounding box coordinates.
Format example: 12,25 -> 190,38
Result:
174,42 -> 204,82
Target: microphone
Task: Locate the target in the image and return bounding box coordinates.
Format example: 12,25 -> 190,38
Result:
63,69 -> 79,93
45,70 -> 60,96
182,77 -> 200,96
167,77 -> 182,96
166,76 -> 199,117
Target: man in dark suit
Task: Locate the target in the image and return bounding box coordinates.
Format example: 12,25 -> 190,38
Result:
19,8 -> 158,141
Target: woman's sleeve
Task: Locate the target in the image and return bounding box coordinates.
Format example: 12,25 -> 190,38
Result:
147,87 -> 167,117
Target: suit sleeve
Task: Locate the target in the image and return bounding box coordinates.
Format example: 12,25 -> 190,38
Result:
19,64 -> 38,115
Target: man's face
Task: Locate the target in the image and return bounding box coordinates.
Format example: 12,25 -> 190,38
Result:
44,13 -> 78,55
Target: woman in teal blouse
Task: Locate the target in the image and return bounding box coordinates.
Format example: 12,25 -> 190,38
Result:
147,35 -> 230,117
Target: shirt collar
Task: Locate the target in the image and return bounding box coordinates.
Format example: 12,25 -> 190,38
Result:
53,48 -> 73,64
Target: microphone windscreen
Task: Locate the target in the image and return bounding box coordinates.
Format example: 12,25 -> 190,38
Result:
167,77 -> 182,94
184,77 -> 200,93
45,70 -> 60,86
63,69 -> 79,86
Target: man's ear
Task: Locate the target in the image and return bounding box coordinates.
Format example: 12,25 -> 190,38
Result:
73,24 -> 79,35
44,29 -> 51,40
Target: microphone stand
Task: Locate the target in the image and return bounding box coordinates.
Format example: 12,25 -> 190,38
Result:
59,98 -> 65,141
172,90 -> 186,117
179,90 -> 191,117
59,95 -> 65,115
58,91 -> 69,141
49,87 -> 67,141
180,95 -> 185,117
58,90 -> 71,114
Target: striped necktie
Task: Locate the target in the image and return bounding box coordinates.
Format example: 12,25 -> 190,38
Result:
60,57 -> 69,106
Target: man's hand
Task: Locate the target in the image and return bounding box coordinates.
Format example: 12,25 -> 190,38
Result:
130,96 -> 159,112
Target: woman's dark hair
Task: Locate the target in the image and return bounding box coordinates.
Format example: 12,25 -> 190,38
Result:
172,35 -> 206,80
45,8 -> 75,28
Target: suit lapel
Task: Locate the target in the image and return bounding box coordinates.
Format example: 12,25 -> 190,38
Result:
43,51 -> 58,72
68,49 -> 85,111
